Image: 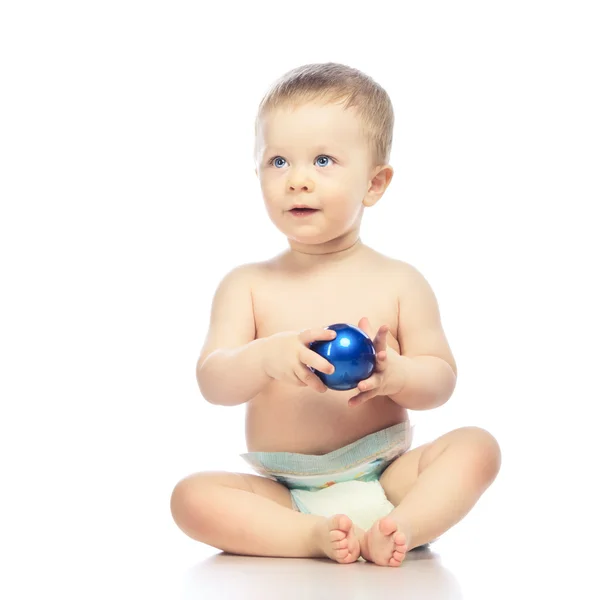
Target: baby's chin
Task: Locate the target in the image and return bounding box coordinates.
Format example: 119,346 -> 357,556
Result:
281,229 -> 332,246
286,231 -> 342,246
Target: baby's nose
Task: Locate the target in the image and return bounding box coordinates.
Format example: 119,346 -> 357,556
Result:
289,182 -> 310,191
288,175 -> 314,192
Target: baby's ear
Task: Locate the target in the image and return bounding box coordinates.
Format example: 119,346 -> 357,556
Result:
363,165 -> 394,207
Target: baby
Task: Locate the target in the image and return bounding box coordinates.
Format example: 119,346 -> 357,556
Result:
170,63 -> 501,567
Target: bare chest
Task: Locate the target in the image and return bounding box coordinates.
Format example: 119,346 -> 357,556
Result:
252,268 -> 401,353
244,254 -> 408,455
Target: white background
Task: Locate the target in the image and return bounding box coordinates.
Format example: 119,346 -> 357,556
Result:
1,1 -> 598,598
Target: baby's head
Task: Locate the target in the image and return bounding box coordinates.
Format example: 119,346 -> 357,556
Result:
254,63 -> 395,252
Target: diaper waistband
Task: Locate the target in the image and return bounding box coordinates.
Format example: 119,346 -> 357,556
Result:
241,421 -> 412,477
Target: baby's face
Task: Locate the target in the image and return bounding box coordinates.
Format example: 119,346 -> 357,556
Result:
255,101 -> 377,246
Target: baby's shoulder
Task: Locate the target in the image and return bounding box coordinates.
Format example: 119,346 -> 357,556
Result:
216,258 -> 276,289
369,251 -> 423,282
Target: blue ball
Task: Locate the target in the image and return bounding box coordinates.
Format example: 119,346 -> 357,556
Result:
309,323 -> 376,391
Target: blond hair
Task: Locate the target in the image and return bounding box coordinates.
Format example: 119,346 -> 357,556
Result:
255,62 -> 394,166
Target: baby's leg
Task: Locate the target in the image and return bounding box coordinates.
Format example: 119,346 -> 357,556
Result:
170,471 -> 361,562
364,426 -> 501,566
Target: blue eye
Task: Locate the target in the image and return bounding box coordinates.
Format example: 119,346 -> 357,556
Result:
268,155 -> 333,168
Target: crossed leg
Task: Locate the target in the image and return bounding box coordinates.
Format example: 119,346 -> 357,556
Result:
170,427 -> 501,567
170,471 -> 362,563
360,426 -> 502,566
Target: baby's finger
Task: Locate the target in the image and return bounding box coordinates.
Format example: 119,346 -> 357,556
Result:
300,347 -> 335,376
373,325 -> 389,352
299,327 -> 337,346
295,364 -> 328,393
357,373 -> 381,393
348,389 -> 378,406
286,368 -> 307,387
357,316 -> 374,339
374,349 -> 387,371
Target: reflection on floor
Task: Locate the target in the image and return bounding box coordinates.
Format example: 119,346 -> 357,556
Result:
181,544 -> 464,600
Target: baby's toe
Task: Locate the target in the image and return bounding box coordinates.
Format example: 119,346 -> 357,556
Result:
329,514 -> 348,528
393,550 -> 405,561
329,529 -> 346,542
328,515 -> 352,537
322,514 -> 360,564
335,548 -> 351,561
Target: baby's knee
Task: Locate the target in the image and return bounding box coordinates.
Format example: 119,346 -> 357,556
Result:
170,477 -> 193,531
170,474 -> 214,537
457,426 -> 502,482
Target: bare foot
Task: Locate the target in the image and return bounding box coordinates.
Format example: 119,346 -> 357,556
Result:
361,517 -> 409,567
316,514 -> 361,564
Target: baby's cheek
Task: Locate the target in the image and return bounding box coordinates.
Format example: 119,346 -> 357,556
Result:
262,185 -> 282,208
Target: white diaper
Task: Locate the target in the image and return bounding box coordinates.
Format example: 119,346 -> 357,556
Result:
290,480 -> 395,532
241,422 -> 413,532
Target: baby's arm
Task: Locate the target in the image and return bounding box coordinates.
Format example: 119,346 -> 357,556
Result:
196,265 -> 271,406
390,263 -> 457,410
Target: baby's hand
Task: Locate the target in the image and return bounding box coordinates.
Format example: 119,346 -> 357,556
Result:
262,327 -> 337,393
348,317 -> 407,406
